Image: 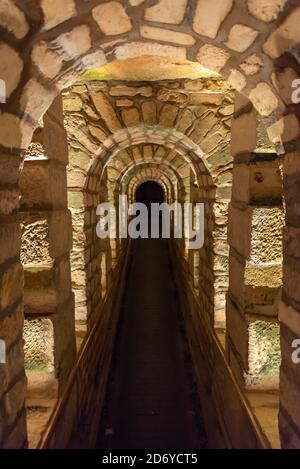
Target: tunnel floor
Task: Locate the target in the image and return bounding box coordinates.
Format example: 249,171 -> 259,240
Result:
97,238 -> 208,449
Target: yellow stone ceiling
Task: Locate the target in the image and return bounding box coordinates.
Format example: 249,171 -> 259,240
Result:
80,56 -> 220,82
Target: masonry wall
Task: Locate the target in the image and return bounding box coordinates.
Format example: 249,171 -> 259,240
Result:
0,0 -> 299,449
64,77 -> 234,332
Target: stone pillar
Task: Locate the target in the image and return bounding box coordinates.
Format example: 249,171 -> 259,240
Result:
279,146 -> 300,448
0,150 -> 27,448
20,96 -> 76,398
227,93 -> 282,390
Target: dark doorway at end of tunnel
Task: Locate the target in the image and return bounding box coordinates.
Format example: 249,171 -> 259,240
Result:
135,181 -> 165,237
135,181 -> 165,207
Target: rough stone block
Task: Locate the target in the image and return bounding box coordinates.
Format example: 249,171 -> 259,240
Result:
20,161 -> 67,210
41,0 -> 76,30
145,0 -> 188,24
193,0 -> 233,39
92,2 -> 132,35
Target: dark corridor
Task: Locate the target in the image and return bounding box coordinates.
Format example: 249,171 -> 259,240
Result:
96,181 -> 207,449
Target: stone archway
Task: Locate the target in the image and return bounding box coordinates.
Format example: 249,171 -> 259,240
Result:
0,0 -> 299,449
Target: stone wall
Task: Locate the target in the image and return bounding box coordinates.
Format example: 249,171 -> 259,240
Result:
64,76 -> 234,332
227,92 -> 283,392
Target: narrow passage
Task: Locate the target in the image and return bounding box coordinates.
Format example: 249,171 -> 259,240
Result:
97,236 -> 208,449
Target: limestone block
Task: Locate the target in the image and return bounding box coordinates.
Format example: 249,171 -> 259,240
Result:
31,42 -> 62,79
20,79 -> 56,123
41,0 -> 76,30
190,92 -> 223,105
240,54 -> 263,76
43,115 -> 69,164
53,25 -> 91,60
263,7 -> 300,58
142,101 -> 157,124
49,211 -> 73,259
67,169 -> 85,189
267,114 -> 300,144
197,44 -> 230,72
193,0 -> 233,39
219,104 -> 234,116
145,0 -> 188,24
23,318 -> 54,372
159,104 -> 178,127
115,41 -> 187,61
244,265 -> 282,315
140,25 -> 195,46
227,295 -> 280,390
248,0 -> 287,22
189,113 -> 218,143
68,148 -> 91,172
225,24 -> 259,53
109,85 -> 152,97
157,89 -> 187,104
249,82 -> 278,117
21,212 -> 72,265
81,50 -> 107,70
20,161 -> 67,210
249,207 -> 284,264
121,108 -> 140,127
227,69 -> 246,92
0,0 -> 29,38
63,96 -> 82,112
88,125 -> 107,143
0,43 -> 23,99
68,191 -> 84,212
176,109 -> 193,133
66,123 -> 99,154
129,0 -> 144,5
116,99 -> 134,107
90,92 -> 121,132
231,108 -> 257,156
228,204 -> 252,258
92,2 -> 132,35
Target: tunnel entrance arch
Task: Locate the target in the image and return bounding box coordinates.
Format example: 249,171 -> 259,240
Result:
0,0 -> 298,449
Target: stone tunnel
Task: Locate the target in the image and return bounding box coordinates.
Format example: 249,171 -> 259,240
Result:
0,0 -> 300,451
